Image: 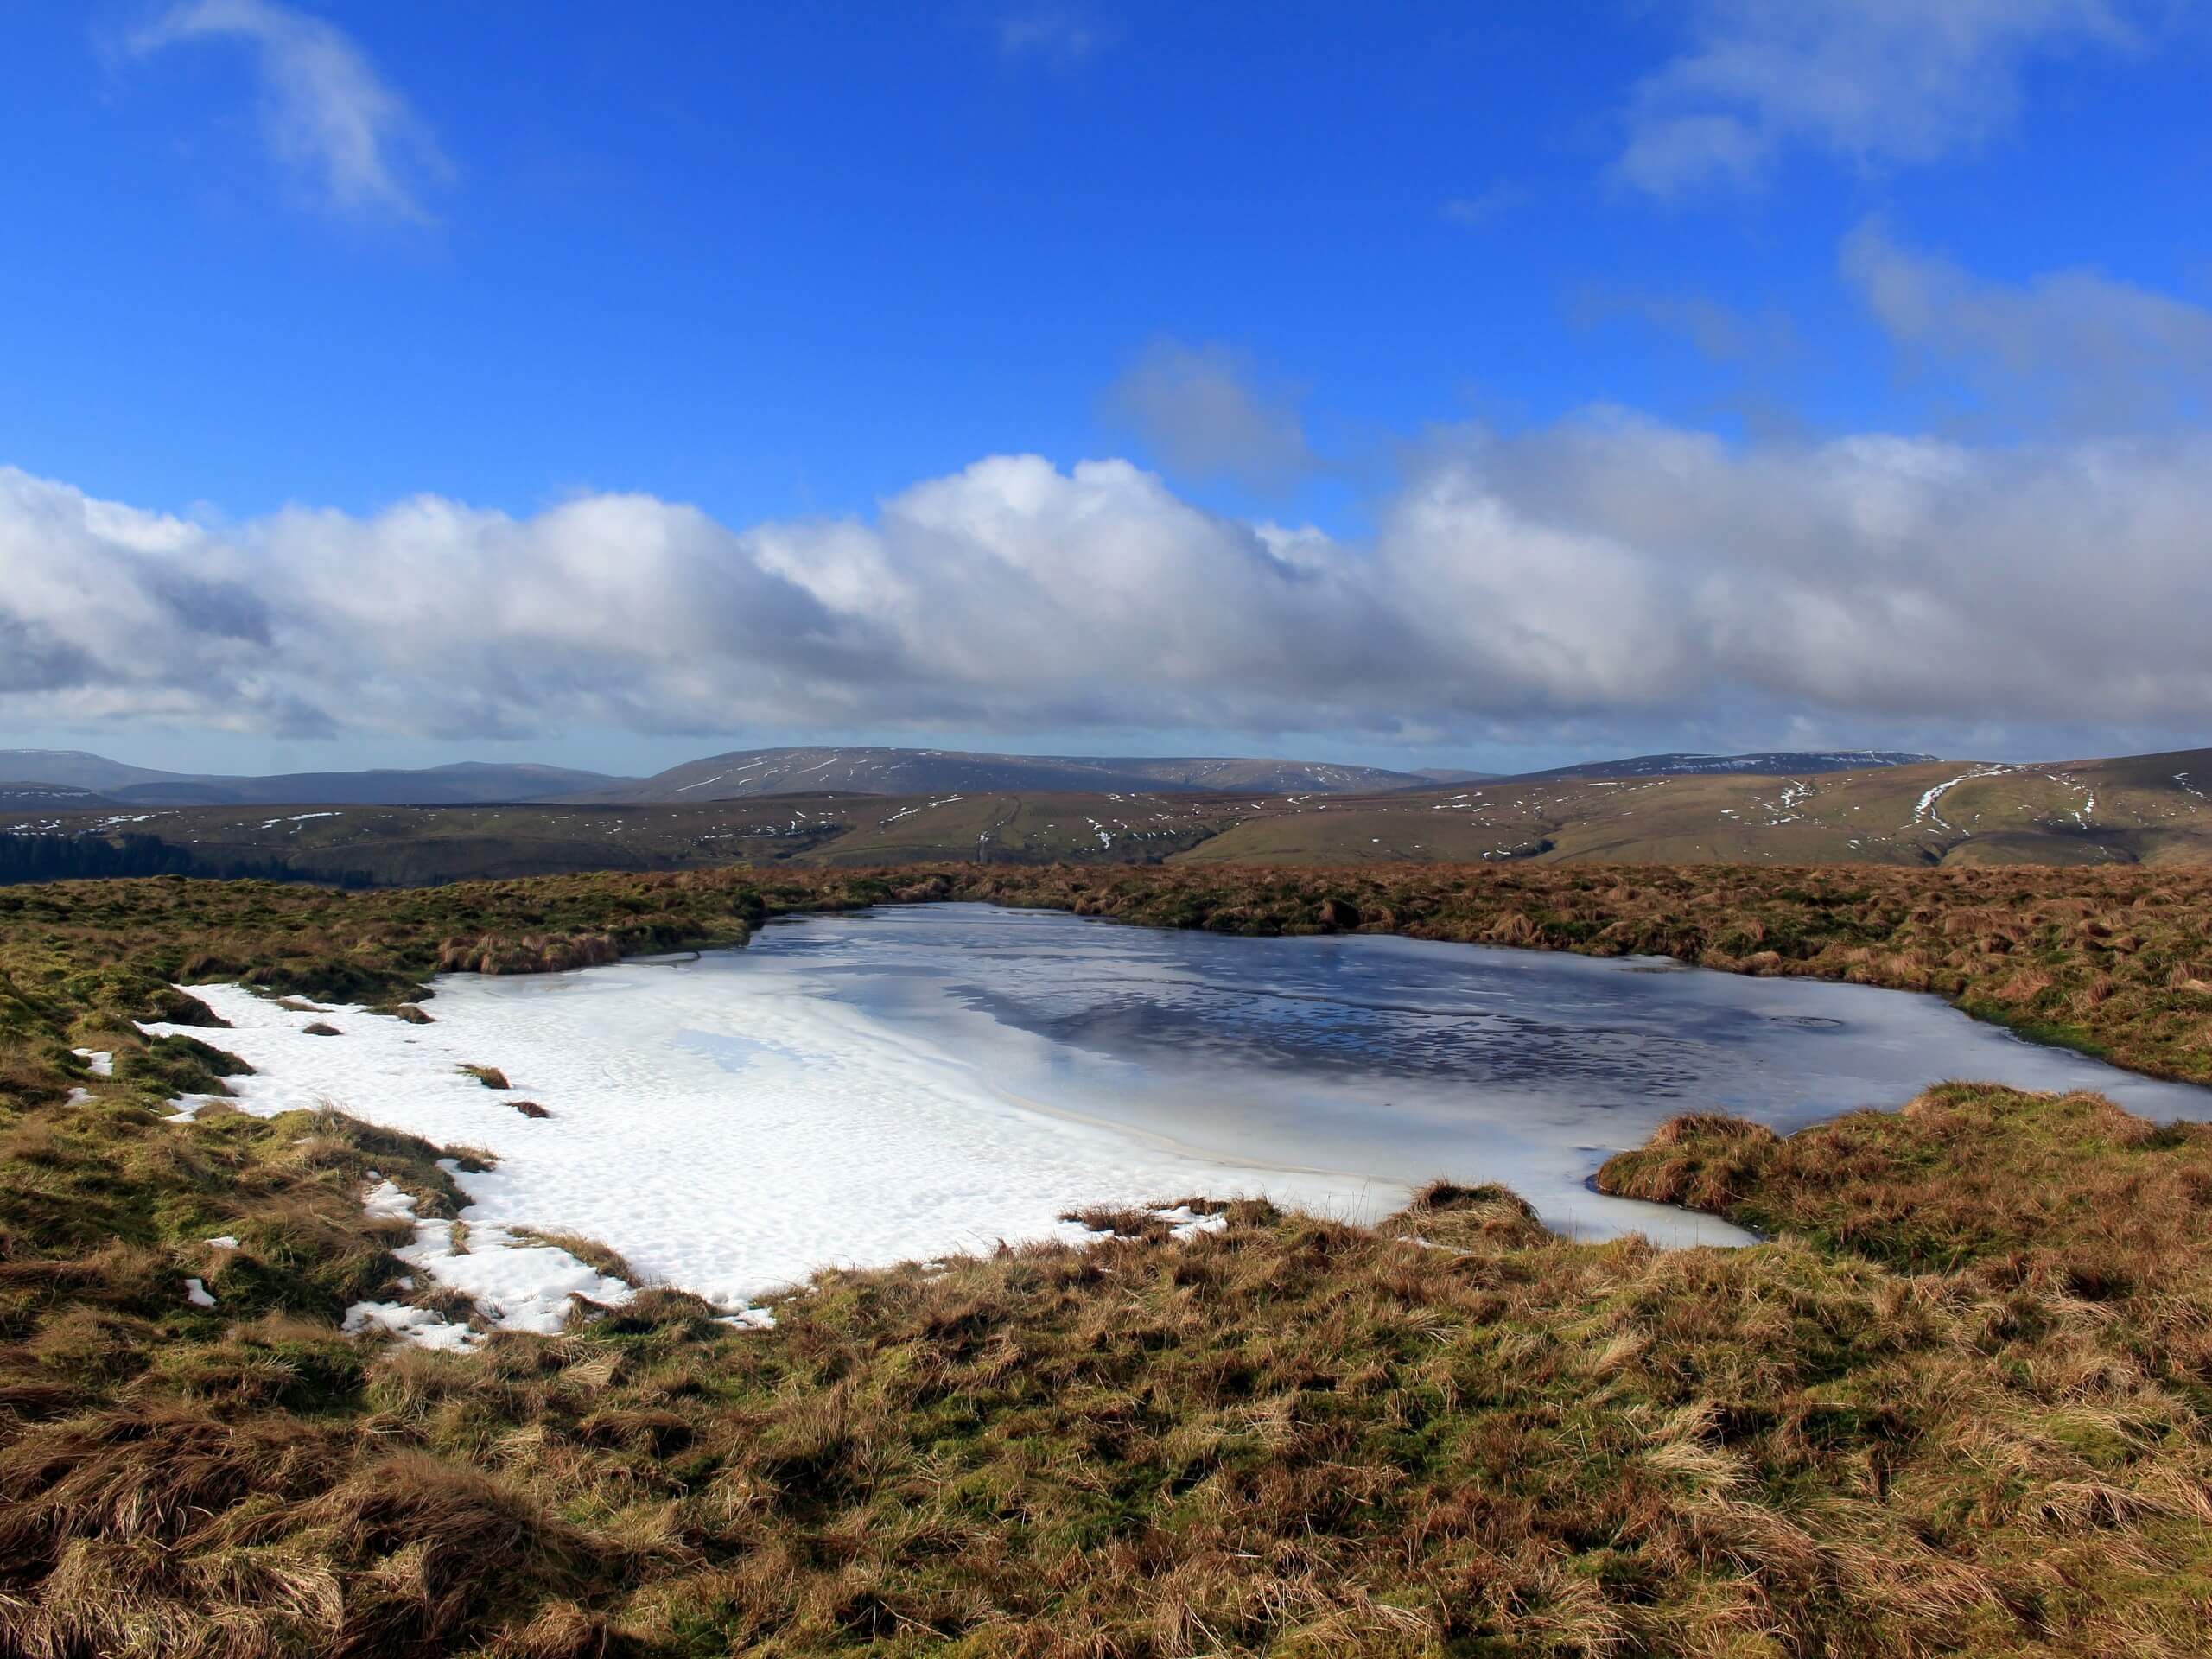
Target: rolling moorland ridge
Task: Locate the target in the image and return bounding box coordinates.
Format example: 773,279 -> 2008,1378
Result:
0,745 -> 1942,810
4,747 -> 2207,887
0,751 -> 626,809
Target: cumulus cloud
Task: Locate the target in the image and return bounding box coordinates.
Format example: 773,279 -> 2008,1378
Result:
6,421 -> 2210,751
130,0 -> 451,221
1618,0 -> 2145,195
1103,340 -> 1319,492
1844,220 -> 2212,433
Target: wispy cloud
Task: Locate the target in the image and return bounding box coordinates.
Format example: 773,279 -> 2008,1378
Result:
1439,185 -> 1522,229
1617,0 -> 2147,196
997,5 -> 1111,67
1103,340 -> 1319,493
1844,219 -> 2212,433
1572,288 -> 1800,365
130,0 -> 452,223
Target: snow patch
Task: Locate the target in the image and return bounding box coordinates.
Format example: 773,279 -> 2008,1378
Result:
342,1300 -> 480,1351
348,1173 -> 645,1349
139,968 -> 1368,1316
1149,1204 -> 1229,1242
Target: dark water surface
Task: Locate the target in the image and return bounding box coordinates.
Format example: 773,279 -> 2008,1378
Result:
710,904 -> 2212,1238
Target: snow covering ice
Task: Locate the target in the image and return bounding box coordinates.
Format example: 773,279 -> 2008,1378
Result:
140,963 -> 1378,1332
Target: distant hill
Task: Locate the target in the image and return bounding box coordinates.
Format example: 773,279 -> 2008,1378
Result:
0,744 -> 1963,813
0,783 -> 118,809
0,751 -> 625,807
0,750 -> 183,793
111,761 -> 629,808
573,747 -> 1442,803
20,747 -> 2212,884
1515,751 -> 1940,783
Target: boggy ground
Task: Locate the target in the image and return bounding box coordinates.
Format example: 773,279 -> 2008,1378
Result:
8,861 -> 2212,1653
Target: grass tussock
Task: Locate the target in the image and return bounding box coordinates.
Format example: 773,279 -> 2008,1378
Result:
460,1065 -> 511,1090
513,1230 -> 636,1286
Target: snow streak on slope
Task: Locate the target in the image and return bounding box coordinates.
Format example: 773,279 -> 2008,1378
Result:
1910,765 -> 2014,832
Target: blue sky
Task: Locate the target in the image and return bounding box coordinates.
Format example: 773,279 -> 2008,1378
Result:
3,2 -> 2210,779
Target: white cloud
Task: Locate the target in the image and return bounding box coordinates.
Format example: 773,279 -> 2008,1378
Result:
1618,0 -> 2145,196
1103,340 -> 1319,492
1843,220 -> 2212,432
6,420 -> 2209,752
997,6 -> 1109,65
130,0 -> 451,222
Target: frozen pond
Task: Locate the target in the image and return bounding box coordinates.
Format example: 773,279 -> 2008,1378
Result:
154,903 -> 2212,1310
740,903 -> 2212,1217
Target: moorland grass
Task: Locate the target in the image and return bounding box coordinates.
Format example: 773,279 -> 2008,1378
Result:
5,861 -> 2212,1651
11,1087 -> 2212,1654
